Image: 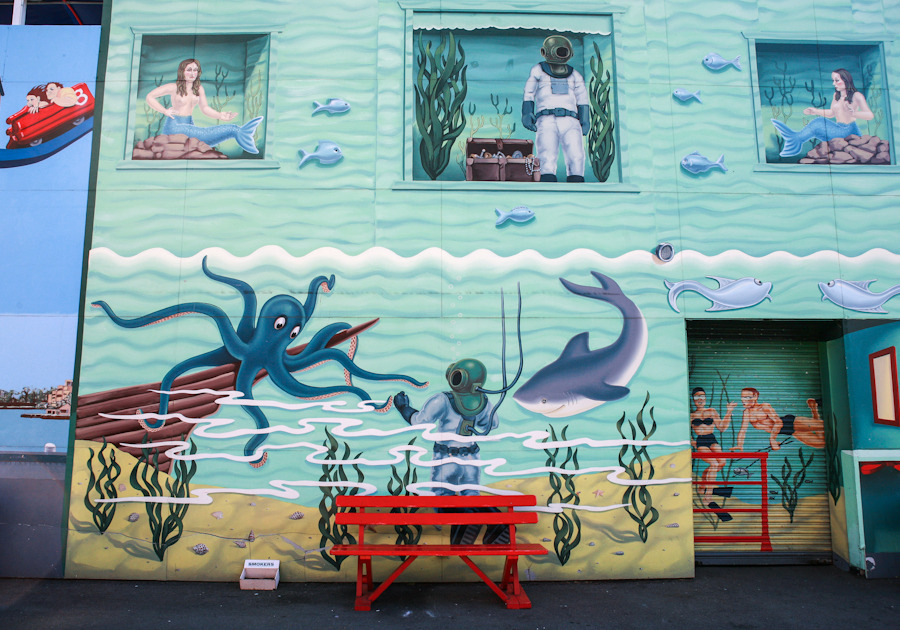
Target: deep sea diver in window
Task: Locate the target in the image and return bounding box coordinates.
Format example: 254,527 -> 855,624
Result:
146,58 -> 263,155
522,35 -> 590,182
771,68 -> 873,157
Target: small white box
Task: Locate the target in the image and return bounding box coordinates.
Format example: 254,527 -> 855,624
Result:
240,559 -> 280,590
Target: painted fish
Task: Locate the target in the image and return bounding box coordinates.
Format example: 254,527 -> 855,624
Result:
681,151 -> 727,174
664,276 -> 772,312
495,206 -> 535,226
298,140 -> 344,168
513,272 -> 647,418
702,53 -> 741,71
732,467 -> 751,477
819,279 -> 900,314
312,98 -> 351,115
673,88 -> 702,103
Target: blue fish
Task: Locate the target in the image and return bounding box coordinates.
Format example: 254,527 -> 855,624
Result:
495,206 -> 535,226
673,88 -> 702,103
312,98 -> 351,115
513,272 -> 647,418
665,276 -> 772,312
819,279 -> 900,314
702,53 -> 741,71
681,151 -> 727,174
298,141 -> 344,168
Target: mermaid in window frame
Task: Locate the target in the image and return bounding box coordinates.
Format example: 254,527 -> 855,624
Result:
145,58 -> 263,155
772,68 -> 874,158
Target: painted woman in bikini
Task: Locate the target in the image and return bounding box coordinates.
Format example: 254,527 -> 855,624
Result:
691,387 -> 737,505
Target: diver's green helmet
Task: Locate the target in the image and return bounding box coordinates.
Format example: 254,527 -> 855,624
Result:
540,35 -> 574,66
446,358 -> 488,415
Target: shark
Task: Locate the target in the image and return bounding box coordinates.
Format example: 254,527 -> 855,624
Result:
819,279 -> 900,313
512,271 -> 647,418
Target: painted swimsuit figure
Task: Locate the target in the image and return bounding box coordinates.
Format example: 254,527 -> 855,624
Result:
732,388 -> 825,451
146,58 -> 263,154
92,257 -> 426,467
690,387 -> 736,507
772,68 -> 873,157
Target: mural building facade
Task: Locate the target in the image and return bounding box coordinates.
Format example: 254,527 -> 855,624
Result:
3,0 -> 900,583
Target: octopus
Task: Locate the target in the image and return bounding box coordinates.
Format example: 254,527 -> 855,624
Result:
91,257 -> 427,467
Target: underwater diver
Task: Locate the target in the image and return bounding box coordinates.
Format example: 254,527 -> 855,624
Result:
771,68 -> 873,157
521,35 -> 590,182
146,58 -> 263,155
394,287 -> 524,544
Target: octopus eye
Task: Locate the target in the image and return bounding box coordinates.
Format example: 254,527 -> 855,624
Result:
290,325 -> 301,339
274,316 -> 287,330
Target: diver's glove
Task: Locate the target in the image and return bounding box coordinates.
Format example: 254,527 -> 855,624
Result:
522,101 -> 537,132
395,391 -> 418,424
578,104 -> 590,135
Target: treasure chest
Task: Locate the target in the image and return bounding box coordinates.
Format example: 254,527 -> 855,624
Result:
465,138 -> 540,182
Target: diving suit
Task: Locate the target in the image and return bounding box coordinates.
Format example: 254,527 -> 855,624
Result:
395,359 -> 507,544
521,35 -> 590,182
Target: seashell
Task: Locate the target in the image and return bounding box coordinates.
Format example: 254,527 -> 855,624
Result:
289,511 -> 304,520
234,540 -> 247,548
543,538 -> 551,542
588,542 -> 596,546
128,513 -> 140,522
212,511 -> 224,520
673,492 -> 680,496
247,530 -> 255,542
613,551 -> 624,556
119,484 -> 127,492
666,523 -> 680,528
192,543 -> 209,555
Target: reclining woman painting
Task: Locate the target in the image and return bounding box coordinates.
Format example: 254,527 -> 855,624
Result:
772,68 -> 873,158
145,58 -> 263,156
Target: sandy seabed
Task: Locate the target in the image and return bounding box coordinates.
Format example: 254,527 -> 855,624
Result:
65,440 -> 696,582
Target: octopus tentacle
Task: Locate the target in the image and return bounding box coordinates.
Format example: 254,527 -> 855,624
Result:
288,348 -> 428,388
283,322 -> 352,371
150,347 -> 236,428
302,274 -> 336,320
201,256 -> 257,342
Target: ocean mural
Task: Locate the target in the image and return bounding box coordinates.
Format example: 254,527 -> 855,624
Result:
64,0 -> 900,584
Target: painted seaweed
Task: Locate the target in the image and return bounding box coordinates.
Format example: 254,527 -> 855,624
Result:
129,436 -> 198,561
83,438 -> 121,534
587,41 -> 616,182
414,31 -> 468,180
824,413 -> 842,504
616,393 -> 659,543
770,448 -> 814,523
543,424 -> 581,565
317,427 -> 364,570
387,437 -> 422,548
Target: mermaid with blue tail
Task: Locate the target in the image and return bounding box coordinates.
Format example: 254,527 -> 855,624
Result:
771,68 -> 873,157
146,58 -> 263,155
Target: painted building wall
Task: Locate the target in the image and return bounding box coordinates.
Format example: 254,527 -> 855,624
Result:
67,0 -> 900,582
0,24 -> 100,577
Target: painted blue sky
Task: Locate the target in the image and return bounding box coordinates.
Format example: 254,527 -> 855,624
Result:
0,25 -> 99,388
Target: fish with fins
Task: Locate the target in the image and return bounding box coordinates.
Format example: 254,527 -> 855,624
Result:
819,279 -> 900,313
702,53 -> 741,71
673,88 -> 702,103
664,276 -> 772,312
312,98 -> 351,115
298,140 -> 344,168
681,151 -> 727,174
495,206 -> 535,226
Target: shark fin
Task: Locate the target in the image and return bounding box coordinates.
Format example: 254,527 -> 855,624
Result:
590,384 -> 630,401
559,332 -> 593,359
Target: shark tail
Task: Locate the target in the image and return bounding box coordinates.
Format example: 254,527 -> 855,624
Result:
235,116 -> 263,154
771,118 -> 803,157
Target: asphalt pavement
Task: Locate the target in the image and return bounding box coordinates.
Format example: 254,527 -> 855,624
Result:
2,565 -> 898,629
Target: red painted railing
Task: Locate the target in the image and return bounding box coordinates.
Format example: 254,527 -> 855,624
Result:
692,451 -> 772,552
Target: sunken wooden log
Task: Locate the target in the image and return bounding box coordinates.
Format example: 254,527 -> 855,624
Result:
74,319 -> 379,473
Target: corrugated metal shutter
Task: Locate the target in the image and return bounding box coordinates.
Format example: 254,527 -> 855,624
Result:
688,326 -> 831,561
